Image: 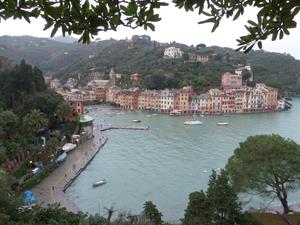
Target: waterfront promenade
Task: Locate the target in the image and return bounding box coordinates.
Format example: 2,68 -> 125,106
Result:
32,126 -> 107,213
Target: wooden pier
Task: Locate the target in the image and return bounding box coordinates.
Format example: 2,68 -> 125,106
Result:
100,125 -> 150,131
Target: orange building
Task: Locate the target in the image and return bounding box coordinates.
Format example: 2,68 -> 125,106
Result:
93,87 -> 107,102
119,89 -> 140,109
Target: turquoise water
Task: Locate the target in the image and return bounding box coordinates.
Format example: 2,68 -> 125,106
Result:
66,98 -> 300,221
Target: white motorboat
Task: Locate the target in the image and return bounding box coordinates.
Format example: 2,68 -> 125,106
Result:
92,179 -> 107,187
132,119 -> 141,123
170,110 -> 182,116
184,120 -> 203,125
216,122 -> 229,126
62,143 -> 77,152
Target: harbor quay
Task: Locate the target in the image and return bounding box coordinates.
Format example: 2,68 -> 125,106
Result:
32,126 -> 107,213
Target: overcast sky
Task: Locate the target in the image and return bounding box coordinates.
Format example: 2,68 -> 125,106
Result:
0,2 -> 299,59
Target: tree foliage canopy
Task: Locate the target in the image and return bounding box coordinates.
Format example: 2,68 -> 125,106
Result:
143,201 -> 163,225
0,0 -> 167,43
0,0 -> 299,51
22,109 -> 48,134
0,59 -> 46,109
226,134 -> 300,214
183,170 -> 242,225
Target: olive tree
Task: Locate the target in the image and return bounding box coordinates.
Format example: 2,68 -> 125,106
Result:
226,134 -> 300,214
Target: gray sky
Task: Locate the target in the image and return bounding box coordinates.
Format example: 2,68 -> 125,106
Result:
0,2 -> 299,59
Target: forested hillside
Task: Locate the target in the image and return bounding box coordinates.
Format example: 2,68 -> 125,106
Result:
0,35 -> 300,93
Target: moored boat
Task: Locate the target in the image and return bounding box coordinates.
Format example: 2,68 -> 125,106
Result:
92,179 -> 107,187
132,119 -> 141,123
170,110 -> 182,116
184,120 -> 203,125
216,122 -> 229,126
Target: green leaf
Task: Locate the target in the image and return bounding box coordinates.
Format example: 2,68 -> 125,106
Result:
128,1 -> 138,16
279,30 -> 284,40
291,7 -> 300,16
233,9 -> 241,21
24,15 -> 31,23
211,20 -> 219,32
271,30 -> 278,41
83,0 -> 90,14
43,21 -> 54,30
198,18 -> 215,24
148,23 -> 155,31
244,43 -> 255,53
257,41 -> 262,49
247,20 -> 257,27
51,25 -> 59,37
283,28 -> 290,35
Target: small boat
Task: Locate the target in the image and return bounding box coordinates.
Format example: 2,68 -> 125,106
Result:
170,110 -> 182,116
92,179 -> 107,187
217,122 -> 229,126
184,120 -> 203,125
132,119 -> 141,123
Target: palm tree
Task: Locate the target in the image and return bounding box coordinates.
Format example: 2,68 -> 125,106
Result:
23,109 -> 48,135
56,102 -> 72,123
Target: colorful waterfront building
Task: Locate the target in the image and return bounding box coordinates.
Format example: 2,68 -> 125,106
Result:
249,88 -> 265,111
67,99 -> 85,115
118,88 -> 140,109
138,91 -> 147,110
191,96 -> 201,114
154,91 -> 162,112
93,87 -> 107,102
221,92 -> 236,114
160,89 -> 175,112
201,94 -> 211,114
179,86 -> 193,114
256,83 -> 278,109
106,87 -> 121,104
232,89 -> 245,113
209,89 -> 223,114
105,72 -> 279,115
277,99 -> 285,110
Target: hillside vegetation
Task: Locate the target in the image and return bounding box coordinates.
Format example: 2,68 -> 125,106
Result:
0,35 -> 300,93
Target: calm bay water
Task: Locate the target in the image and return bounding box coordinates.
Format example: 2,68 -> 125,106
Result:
66,98 -> 300,221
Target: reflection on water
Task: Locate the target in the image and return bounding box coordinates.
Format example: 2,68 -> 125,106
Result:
66,98 -> 300,221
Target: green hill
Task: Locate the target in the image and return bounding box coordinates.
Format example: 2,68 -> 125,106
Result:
0,35 -> 300,94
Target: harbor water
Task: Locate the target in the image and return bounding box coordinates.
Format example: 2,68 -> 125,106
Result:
66,98 -> 300,221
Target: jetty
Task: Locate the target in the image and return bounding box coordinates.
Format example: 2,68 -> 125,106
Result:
32,127 -> 108,213
100,125 -> 150,131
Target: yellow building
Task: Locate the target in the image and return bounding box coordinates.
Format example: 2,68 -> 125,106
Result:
256,84 -> 278,110
179,92 -> 189,113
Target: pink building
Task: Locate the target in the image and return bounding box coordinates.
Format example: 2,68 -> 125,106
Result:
222,72 -> 242,89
